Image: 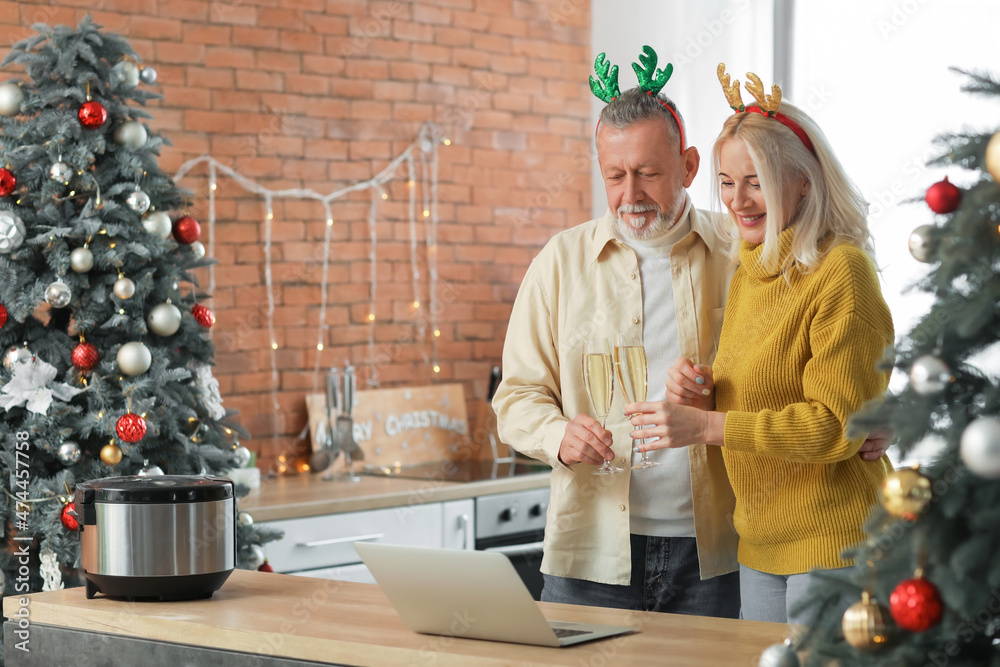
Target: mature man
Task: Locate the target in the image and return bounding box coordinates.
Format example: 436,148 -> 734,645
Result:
493,66 -> 885,616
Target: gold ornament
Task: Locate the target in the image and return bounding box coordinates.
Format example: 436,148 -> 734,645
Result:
100,443 -> 123,465
985,131 -> 1000,183
842,590 -> 890,650
880,467 -> 932,520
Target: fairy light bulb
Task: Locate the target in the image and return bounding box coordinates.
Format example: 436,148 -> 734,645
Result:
316,343 -> 324,351
434,330 -> 441,337
381,192 -> 388,200
210,182 -> 217,191
267,212 -> 273,220
367,313 -> 375,322
433,365 -> 441,373
271,341 -> 278,350
412,300 -> 420,309
326,218 -> 333,226
442,138 -> 451,145
423,209 -> 430,217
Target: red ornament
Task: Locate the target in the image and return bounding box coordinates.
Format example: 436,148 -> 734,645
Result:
116,412 -> 147,443
71,341 -> 100,371
172,215 -> 201,245
258,559 -> 274,573
78,100 -> 108,129
0,167 -> 15,197
192,303 -> 215,328
0,304 -> 6,329
60,502 -> 78,531
925,176 -> 962,214
890,577 -> 944,632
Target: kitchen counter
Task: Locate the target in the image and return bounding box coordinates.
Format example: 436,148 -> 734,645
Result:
3,569 -> 792,666
238,467 -> 551,522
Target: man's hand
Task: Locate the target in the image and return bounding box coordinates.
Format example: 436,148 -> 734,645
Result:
858,426 -> 894,461
559,414 -> 615,466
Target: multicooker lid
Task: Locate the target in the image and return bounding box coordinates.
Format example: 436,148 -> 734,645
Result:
75,475 -> 234,505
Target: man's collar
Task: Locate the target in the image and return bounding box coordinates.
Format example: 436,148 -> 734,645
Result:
591,195 -> 720,263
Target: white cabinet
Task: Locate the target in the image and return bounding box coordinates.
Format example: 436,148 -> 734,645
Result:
260,499 -> 474,580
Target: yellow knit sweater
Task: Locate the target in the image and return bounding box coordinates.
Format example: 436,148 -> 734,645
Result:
714,226 -> 894,575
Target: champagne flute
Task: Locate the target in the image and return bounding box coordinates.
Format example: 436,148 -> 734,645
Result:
614,332 -> 660,470
583,338 -> 621,475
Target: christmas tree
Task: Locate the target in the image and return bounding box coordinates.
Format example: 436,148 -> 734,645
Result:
0,17 -> 279,606
790,69 -> 1000,666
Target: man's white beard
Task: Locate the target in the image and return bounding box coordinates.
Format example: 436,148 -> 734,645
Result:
614,198 -> 683,241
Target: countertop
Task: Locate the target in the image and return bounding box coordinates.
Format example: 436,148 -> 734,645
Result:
4,569 -> 792,666
238,467 -> 551,522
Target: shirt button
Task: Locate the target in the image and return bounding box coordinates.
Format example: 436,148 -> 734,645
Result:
619,456 -> 627,464
631,317 -> 639,324
629,273 -> 636,280
619,504 -> 626,512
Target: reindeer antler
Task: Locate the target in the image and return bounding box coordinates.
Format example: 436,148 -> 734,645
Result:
717,63 -> 744,111
744,72 -> 782,114
589,52 -> 620,103
632,45 -> 672,96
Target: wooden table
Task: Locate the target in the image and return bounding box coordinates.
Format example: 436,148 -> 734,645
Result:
4,569 -> 791,666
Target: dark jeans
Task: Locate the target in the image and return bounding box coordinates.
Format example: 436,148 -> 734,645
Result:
541,534 -> 740,618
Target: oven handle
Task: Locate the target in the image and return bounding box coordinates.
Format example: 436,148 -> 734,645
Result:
481,540 -> 545,557
297,533 -> 384,548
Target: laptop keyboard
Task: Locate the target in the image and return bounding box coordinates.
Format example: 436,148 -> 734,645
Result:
551,627 -> 591,639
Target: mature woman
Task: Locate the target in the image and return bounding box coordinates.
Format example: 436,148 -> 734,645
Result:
624,66 -> 894,624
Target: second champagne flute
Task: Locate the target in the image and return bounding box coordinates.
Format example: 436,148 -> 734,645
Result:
614,332 -> 660,470
583,337 -> 622,475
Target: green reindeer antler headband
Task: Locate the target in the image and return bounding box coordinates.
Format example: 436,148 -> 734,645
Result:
590,45 -> 685,153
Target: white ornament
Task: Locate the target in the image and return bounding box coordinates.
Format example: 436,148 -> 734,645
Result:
70,247 -> 94,273
113,276 -> 136,299
960,417 -> 1000,478
49,161 -> 72,185
126,189 -> 151,214
0,356 -> 82,414
233,445 -> 252,469
138,459 -> 164,476
58,440 -> 81,465
117,341 -> 152,376
142,211 -> 172,239
194,364 -> 226,420
758,640 -> 800,667
40,549 -> 64,592
190,240 -> 206,259
114,121 -> 147,149
0,82 -> 24,116
148,302 -> 182,336
238,511 -> 254,527
111,61 -> 140,88
3,346 -> 31,369
908,225 -> 935,263
0,210 -> 26,253
140,66 -> 158,85
45,280 -> 72,308
910,355 -> 952,395
247,544 -> 265,569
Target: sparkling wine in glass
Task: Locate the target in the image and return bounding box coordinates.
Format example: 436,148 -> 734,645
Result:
614,333 -> 659,470
583,338 -> 621,475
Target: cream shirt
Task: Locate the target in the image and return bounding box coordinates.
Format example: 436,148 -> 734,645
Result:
493,206 -> 739,585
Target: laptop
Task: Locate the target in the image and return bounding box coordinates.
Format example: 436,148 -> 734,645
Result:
354,542 -> 637,648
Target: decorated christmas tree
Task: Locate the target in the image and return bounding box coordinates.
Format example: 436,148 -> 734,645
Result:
785,69 -> 1000,666
0,17 -> 279,605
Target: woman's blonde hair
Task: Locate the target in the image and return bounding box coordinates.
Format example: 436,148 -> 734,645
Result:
710,102 -> 876,275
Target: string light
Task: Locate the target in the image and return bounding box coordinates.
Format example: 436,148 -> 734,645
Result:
316,343 -> 324,351
367,313 -> 376,322
434,330 -> 441,337
412,300 -> 420,309
367,188 -> 379,386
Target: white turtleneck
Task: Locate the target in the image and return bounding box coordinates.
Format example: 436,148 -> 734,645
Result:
620,196 -> 696,538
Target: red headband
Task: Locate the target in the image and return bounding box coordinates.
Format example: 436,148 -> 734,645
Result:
743,105 -> 815,156
718,64 -> 816,157
593,91 -> 686,155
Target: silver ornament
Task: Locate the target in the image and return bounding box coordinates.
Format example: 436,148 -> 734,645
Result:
0,210 -> 26,253
126,189 -> 151,214
116,341 -> 152,376
3,346 -> 32,369
908,224 -> 935,263
238,512 -> 254,527
960,417 -> 1000,478
233,445 -> 252,469
69,247 -> 94,273
247,544 -> 265,569
147,302 -> 182,336
111,61 -> 140,88
758,640 -> 800,667
58,441 -> 81,465
910,355 -> 952,395
190,240 -> 206,259
113,276 -> 136,299
138,459 -> 164,476
142,211 -> 172,239
49,161 -> 73,185
0,82 -> 24,117
45,280 -> 72,308
113,121 -> 147,149
139,66 -> 158,85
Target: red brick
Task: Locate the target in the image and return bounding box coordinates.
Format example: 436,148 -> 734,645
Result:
412,4 -> 452,25
132,16 -> 183,40
235,70 -> 284,92
232,26 -> 280,49
205,46 -> 256,69
209,2 -> 258,26
187,67 -> 235,89
280,30 -> 325,54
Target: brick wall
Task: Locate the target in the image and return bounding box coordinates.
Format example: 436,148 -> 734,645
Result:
0,0 -> 592,473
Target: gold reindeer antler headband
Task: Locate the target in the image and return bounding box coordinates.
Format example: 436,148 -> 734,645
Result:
716,64 -> 814,155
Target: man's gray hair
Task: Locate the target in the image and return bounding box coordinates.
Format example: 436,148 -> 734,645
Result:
598,87 -> 685,149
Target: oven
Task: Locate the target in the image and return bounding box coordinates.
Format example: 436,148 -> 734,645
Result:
475,487 -> 549,600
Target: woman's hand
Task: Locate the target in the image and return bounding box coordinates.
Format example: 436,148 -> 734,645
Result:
665,357 -> 714,410
624,400 -> 726,451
